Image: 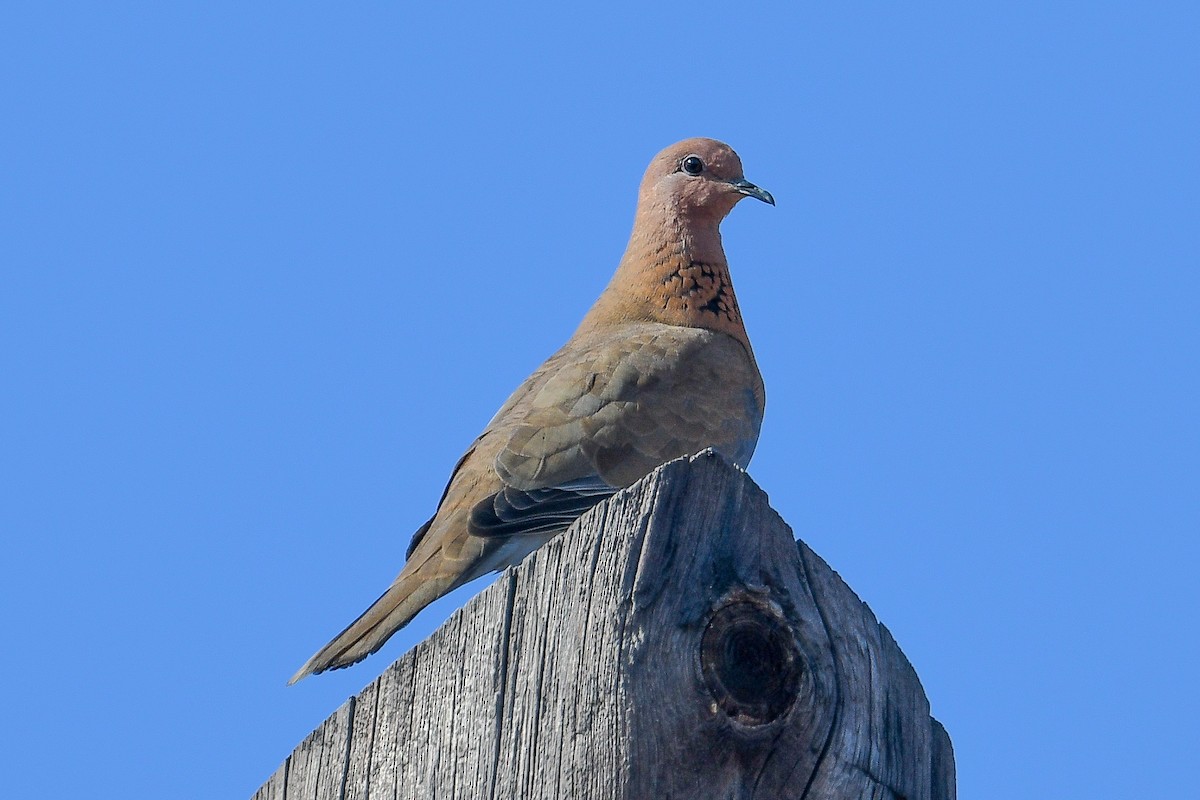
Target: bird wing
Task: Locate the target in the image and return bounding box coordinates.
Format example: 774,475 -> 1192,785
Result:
468,322 -> 764,539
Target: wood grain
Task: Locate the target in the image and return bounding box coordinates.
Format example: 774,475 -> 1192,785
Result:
255,451 -> 955,799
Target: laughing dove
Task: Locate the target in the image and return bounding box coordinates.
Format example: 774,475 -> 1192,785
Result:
290,138 -> 774,683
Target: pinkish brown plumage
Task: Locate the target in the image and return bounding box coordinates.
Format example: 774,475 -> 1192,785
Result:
290,138 -> 773,683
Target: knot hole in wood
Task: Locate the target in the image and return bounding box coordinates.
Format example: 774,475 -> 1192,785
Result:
700,597 -> 801,727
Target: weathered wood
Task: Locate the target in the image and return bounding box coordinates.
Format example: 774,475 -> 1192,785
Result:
257,451 -> 955,799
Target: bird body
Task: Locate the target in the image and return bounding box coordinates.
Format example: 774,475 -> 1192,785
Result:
290,138 -> 773,683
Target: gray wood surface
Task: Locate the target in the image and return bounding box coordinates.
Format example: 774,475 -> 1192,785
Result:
255,451 -> 955,799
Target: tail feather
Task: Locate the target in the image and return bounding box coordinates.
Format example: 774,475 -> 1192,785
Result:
288,571 -> 449,684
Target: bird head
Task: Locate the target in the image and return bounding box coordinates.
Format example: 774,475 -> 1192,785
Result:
639,138 -> 774,222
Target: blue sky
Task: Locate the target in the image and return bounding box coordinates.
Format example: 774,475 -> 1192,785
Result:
2,3 -> 1197,797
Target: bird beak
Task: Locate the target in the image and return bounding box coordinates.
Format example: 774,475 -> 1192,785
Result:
730,178 -> 775,206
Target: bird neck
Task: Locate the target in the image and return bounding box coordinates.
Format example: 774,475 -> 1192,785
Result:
577,206 -> 752,349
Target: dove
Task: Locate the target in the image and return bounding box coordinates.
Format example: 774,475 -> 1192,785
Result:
290,137 -> 773,683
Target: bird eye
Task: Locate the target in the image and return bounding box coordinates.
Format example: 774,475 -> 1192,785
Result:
681,155 -> 704,175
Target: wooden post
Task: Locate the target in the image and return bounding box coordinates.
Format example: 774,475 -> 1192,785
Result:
256,451 -> 955,799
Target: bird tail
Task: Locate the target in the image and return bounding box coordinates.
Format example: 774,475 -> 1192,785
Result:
288,569 -> 450,684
